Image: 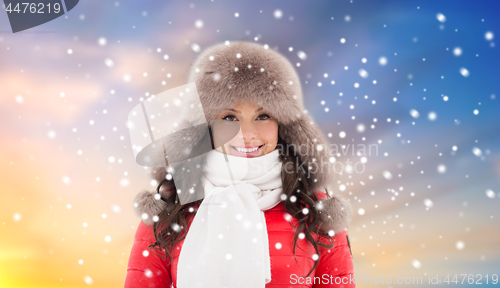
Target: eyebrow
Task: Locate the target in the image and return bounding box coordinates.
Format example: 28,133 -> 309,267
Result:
225,107 -> 264,113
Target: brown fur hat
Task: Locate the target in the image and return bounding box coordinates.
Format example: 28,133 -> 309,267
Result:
135,41 -> 352,232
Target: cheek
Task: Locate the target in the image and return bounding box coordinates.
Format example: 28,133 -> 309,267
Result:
258,122 -> 279,147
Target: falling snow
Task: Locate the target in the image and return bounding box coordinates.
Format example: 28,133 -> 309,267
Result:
459,67 -> 470,77
83,276 -> 93,285
453,47 -> 462,56
297,51 -> 307,60
98,37 -> 107,46
485,31 -> 494,41
359,69 -> 369,78
274,10 -> 283,19
13,213 -> 21,221
485,189 -> 495,199
378,56 -> 388,66
436,13 -> 446,23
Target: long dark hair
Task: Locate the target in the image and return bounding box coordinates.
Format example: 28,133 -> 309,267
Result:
148,126 -> 334,278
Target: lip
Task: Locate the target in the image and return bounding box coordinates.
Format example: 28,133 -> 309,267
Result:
230,144 -> 264,157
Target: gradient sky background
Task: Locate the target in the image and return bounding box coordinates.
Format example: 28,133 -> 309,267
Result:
0,0 -> 499,287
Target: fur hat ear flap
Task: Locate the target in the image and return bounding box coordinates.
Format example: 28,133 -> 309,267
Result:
278,113 -> 335,191
316,194 -> 353,235
133,189 -> 173,226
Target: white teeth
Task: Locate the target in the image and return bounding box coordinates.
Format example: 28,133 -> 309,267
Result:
235,146 -> 260,152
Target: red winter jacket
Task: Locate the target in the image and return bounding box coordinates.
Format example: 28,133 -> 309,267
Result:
125,192 -> 355,288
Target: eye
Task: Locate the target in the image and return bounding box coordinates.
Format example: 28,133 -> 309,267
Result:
257,114 -> 271,120
222,114 -> 237,121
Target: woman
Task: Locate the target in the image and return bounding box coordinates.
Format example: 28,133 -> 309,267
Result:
125,41 -> 355,287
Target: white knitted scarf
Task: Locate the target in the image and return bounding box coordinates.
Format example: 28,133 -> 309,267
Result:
177,149 -> 283,288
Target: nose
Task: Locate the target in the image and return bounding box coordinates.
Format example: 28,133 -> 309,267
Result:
238,121 -> 258,142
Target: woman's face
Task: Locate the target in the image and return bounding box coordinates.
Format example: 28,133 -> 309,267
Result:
213,102 -> 279,158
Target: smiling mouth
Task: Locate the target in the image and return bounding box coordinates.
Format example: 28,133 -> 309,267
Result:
231,145 -> 264,153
